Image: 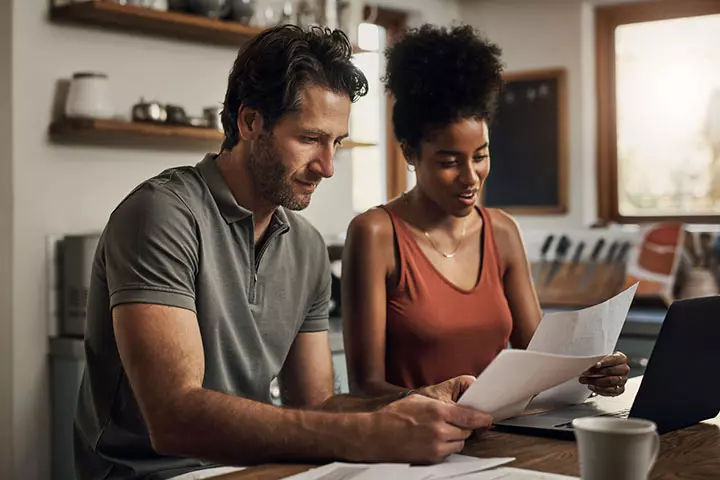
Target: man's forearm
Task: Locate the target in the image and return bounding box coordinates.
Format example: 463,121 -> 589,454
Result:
350,379 -> 411,399
317,391 -> 407,413
151,387 -> 372,465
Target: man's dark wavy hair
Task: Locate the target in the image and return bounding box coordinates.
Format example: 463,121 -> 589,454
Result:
384,24 -> 504,153
221,24 -> 369,151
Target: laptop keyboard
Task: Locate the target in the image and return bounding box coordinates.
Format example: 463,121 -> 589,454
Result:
553,409 -> 631,429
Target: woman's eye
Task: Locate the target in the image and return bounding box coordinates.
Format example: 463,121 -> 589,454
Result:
474,155 -> 489,162
301,136 -> 318,143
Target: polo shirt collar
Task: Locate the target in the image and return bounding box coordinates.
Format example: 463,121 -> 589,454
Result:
197,154 -> 290,232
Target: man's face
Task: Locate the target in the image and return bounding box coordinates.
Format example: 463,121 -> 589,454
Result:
248,85 -> 351,210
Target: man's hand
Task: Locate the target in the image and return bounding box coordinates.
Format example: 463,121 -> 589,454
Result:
417,375 -> 477,404
317,375 -> 475,412
579,351 -> 630,397
362,394 -> 493,464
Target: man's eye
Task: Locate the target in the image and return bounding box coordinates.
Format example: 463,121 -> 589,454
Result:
301,136 -> 318,143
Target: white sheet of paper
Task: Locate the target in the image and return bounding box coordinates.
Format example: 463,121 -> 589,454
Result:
457,349 -> 606,421
453,467 -> 578,479
167,467 -> 245,480
527,283 -> 638,407
282,456 -> 515,480
411,455 -> 515,479
282,462 -> 411,480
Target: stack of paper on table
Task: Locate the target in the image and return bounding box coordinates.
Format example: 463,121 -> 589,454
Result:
283,455 -> 515,479
282,459 -> 578,479
454,467 -> 578,479
457,283 -> 638,421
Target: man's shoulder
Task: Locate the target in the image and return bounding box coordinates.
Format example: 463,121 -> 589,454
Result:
145,164 -> 207,208
111,165 -> 206,219
281,210 -> 329,268
283,210 -> 325,245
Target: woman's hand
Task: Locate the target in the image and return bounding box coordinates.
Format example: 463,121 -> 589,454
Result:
579,351 -> 630,396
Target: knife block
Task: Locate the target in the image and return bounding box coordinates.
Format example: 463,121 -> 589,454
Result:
535,261 -> 627,307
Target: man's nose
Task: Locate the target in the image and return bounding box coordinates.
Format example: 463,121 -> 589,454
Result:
310,145 -> 335,178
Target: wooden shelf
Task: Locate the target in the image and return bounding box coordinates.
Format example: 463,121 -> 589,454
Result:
49,118 -> 223,150
50,1 -> 266,46
48,118 -> 376,150
49,1 -> 368,52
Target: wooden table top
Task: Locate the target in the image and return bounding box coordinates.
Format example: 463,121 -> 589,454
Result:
212,379 -> 720,479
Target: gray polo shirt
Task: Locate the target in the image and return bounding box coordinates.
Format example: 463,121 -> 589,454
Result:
74,154 -> 331,480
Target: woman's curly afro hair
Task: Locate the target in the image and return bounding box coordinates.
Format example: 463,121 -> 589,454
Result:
384,24 -> 504,152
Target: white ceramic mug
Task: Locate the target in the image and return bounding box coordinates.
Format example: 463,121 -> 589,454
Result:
573,417 -> 660,480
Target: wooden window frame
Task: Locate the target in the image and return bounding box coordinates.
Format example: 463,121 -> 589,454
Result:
363,6 -> 408,201
596,0 -> 720,224
485,68 -> 569,215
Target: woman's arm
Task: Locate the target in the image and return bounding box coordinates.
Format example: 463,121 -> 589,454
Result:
490,210 -> 630,395
488,209 -> 542,349
342,209 -> 407,396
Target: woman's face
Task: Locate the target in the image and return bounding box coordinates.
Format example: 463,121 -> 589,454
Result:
410,118 -> 490,217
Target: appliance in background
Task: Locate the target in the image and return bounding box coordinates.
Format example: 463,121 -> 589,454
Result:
50,233 -> 99,480
50,336 -> 86,480
57,233 -> 101,337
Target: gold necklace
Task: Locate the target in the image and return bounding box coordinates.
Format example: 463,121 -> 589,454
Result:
423,222 -> 467,258
402,192 -> 467,259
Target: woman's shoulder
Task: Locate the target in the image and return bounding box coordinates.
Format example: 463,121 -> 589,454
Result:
483,207 -> 526,258
484,207 -> 519,235
346,205 -> 396,246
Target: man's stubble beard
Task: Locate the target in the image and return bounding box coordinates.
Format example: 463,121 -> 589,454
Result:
247,133 -> 312,211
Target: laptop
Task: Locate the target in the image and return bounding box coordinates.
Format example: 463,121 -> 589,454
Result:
494,295 -> 720,439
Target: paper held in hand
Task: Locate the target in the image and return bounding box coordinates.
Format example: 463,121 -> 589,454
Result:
457,284 -> 639,421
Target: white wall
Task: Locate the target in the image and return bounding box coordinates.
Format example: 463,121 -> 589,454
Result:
0,0 -> 13,477
459,0 -> 592,230
8,0 -> 462,478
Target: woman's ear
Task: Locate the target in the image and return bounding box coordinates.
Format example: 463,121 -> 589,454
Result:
400,141 -> 417,164
237,106 -> 264,141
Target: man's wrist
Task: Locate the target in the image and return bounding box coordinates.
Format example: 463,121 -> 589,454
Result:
333,412 -> 377,462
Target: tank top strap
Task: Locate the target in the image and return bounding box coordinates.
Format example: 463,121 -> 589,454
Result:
375,204 -> 424,293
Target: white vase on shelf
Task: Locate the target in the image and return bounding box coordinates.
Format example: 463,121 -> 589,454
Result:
64,72 -> 114,120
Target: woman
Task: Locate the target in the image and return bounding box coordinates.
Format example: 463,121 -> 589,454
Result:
341,24 -> 629,401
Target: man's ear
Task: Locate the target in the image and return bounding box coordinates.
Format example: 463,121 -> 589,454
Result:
237,106 -> 265,141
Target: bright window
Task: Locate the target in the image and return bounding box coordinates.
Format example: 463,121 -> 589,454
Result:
596,1 -> 720,222
615,15 -> 720,217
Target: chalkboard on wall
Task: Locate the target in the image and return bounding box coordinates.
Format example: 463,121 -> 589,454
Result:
484,68 -> 568,214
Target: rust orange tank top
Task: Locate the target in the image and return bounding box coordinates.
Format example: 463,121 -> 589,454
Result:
381,205 -> 513,389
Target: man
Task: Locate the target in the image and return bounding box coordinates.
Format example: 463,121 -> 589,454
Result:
74,25 -> 492,480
